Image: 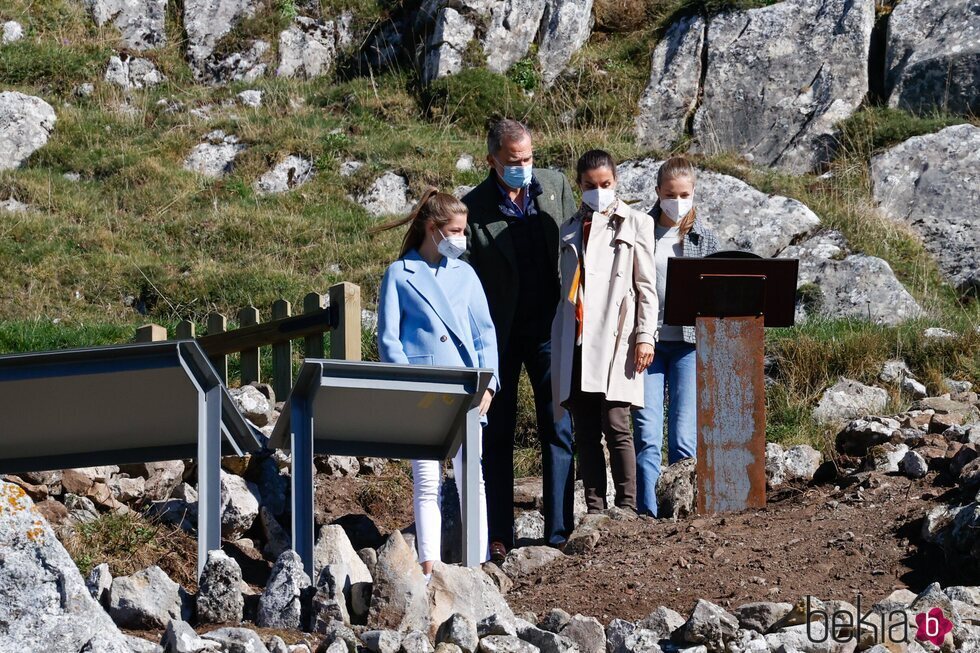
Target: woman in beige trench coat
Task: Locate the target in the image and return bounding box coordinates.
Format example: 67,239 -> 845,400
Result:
551,150 -> 658,513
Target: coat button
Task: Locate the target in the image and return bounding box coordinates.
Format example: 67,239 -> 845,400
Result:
440,335 -> 448,342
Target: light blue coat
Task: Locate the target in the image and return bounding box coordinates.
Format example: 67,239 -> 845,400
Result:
377,249 -> 500,396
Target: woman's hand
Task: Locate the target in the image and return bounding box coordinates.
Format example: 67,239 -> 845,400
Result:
479,389 -> 494,416
635,343 -> 654,373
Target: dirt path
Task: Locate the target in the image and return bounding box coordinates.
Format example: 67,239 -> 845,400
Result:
506,474 -> 969,623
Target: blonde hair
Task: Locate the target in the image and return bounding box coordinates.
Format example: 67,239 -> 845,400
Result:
656,156 -> 698,240
370,188 -> 468,258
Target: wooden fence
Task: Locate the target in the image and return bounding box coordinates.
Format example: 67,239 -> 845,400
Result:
135,282 -> 361,399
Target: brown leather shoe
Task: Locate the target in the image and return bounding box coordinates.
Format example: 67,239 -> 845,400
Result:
489,541 -> 507,562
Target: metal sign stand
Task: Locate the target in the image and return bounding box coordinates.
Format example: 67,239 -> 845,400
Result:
272,360 -> 492,579
664,255 -> 798,514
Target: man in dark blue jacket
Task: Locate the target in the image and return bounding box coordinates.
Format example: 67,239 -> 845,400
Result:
462,119 -> 577,558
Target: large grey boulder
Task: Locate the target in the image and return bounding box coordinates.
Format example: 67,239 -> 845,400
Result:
254,155 -> 314,195
314,524 -> 374,619
0,92 -> 56,171
202,627 -> 271,653
436,613 -> 478,653
83,0 -> 167,50
109,565 -> 185,629
278,15 -> 350,79
501,546 -> 564,578
0,482 -> 135,651
693,0 -> 874,172
257,550 -> 312,630
616,160 -> 821,257
220,470 -> 260,539
676,599 -> 739,651
197,550 -> 244,624
871,124 -> 980,297
421,0 -> 589,84
183,0 -> 259,73
537,0 -> 594,86
368,531 -> 430,633
357,171 -> 413,218
885,0 -> 980,115
779,231 -> 923,325
161,619 -> 221,652
184,130 -> 246,179
558,615 -> 605,653
636,15 -> 705,151
812,378 -> 889,425
204,39 -> 269,83
428,562 -> 515,639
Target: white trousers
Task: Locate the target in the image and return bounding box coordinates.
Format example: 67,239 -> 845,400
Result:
411,429 -> 489,564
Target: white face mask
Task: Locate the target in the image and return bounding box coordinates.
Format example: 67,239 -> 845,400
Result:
582,188 -> 617,213
660,197 -> 693,224
434,230 -> 466,259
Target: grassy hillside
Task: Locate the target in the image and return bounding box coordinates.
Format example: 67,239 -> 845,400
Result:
1,0 -> 977,466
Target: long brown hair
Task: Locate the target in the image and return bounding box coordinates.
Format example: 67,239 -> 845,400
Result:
370,188 -> 468,258
655,156 -> 698,241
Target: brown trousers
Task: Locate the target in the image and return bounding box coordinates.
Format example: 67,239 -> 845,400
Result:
567,346 -> 637,512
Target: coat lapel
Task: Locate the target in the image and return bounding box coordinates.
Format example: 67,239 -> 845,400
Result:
402,252 -> 468,350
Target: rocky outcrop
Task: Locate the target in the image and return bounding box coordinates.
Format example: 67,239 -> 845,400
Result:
83,0 -> 167,50
885,0 -> 980,116
617,158 -> 922,324
537,0 -> 595,86
635,15 -> 704,151
870,124 -> 980,297
637,0 -> 874,173
356,171 -> 413,218
0,92 -> 56,171
779,231 -> 923,325
419,0 -> 593,85
183,0 -> 259,75
0,482 -> 135,651
277,15 -> 352,79
617,159 -> 820,257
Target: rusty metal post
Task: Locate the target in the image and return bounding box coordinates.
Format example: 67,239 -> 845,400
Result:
695,315 -> 767,514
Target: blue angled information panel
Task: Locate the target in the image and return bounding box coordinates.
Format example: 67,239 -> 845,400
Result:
0,340 -> 266,576
270,359 -> 492,578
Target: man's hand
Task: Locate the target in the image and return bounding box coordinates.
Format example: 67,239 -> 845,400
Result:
635,343 -> 655,374
479,389 -> 494,416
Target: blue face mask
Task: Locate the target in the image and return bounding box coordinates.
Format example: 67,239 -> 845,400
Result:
496,157 -> 533,189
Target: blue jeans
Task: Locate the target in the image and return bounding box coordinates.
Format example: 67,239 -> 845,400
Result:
483,328 -> 575,547
631,340 -> 697,517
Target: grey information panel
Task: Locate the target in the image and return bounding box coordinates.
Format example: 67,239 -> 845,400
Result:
0,340 -> 266,576
271,360 -> 492,577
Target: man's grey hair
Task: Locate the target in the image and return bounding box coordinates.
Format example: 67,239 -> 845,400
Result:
487,119 -> 532,156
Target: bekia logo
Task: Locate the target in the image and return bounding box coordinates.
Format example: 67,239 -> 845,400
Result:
805,595 -> 954,646
915,607 -> 953,647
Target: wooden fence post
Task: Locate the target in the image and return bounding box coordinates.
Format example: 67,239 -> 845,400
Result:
272,299 -> 292,400
239,306 -> 261,385
175,320 -> 195,340
329,282 -> 361,362
206,312 -> 228,385
303,292 -> 326,360
135,324 -> 167,342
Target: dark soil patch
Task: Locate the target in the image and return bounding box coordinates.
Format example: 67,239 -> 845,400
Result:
507,473 -> 974,623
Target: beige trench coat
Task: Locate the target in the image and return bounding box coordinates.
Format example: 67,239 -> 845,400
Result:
551,199 -> 659,420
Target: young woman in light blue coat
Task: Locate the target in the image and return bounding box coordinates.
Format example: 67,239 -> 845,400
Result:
373,188 -> 499,578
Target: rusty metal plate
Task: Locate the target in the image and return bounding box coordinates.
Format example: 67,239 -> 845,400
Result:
695,316 -> 767,514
